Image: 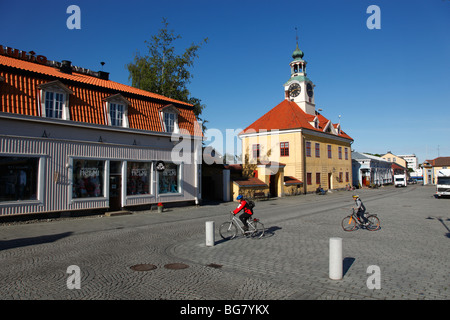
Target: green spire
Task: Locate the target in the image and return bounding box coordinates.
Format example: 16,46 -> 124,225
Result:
292,42 -> 304,60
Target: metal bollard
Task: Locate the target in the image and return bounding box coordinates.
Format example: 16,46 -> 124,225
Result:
329,237 -> 343,280
205,221 -> 215,247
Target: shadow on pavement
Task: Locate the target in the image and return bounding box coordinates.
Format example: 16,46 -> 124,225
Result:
0,232 -> 73,251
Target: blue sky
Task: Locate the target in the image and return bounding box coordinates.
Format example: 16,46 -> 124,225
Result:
1,0 -> 449,164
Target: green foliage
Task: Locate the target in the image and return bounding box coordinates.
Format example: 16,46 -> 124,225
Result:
127,18 -> 208,128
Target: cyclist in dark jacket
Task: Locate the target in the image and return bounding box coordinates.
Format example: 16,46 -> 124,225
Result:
353,195 -> 368,225
231,195 -> 253,231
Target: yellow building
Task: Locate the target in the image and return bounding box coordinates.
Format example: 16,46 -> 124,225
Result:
380,152 -> 407,168
239,43 -> 353,196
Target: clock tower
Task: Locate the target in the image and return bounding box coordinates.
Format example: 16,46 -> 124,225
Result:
284,42 -> 316,115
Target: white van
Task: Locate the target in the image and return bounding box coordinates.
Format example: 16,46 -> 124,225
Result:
394,174 -> 407,187
436,169 -> 450,198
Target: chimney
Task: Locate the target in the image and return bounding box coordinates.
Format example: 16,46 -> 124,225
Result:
98,71 -> 109,80
60,60 -> 72,74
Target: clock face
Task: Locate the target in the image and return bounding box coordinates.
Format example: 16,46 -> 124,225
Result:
288,83 -> 301,98
307,83 -> 314,97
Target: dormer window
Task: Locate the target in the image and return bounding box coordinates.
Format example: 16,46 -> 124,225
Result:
38,80 -> 73,120
104,94 -> 130,128
159,104 -> 180,133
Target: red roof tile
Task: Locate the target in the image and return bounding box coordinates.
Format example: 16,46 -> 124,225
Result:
0,55 -> 202,136
240,99 -> 352,141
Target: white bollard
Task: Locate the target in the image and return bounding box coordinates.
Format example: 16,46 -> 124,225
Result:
205,221 -> 215,247
329,237 -> 343,280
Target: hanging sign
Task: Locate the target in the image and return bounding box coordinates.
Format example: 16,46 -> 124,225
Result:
155,161 -> 166,172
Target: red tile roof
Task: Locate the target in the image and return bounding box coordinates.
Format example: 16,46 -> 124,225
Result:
0,55 -> 202,136
240,99 -> 352,140
232,177 -> 268,187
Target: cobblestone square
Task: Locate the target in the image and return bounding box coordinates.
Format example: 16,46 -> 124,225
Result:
0,185 -> 448,302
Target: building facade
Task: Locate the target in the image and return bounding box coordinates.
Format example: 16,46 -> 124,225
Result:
352,152 -> 392,187
0,45 -> 202,217
239,42 -> 353,195
422,157 -> 450,185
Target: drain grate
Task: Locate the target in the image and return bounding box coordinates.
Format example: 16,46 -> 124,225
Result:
164,263 -> 189,270
130,264 -> 157,271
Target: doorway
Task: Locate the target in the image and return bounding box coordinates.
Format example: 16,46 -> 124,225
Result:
109,161 -> 122,211
270,173 -> 278,197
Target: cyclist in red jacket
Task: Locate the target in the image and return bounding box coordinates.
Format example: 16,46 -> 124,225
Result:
231,195 -> 253,231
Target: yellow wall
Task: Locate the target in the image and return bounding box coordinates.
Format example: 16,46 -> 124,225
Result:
241,130 -> 352,193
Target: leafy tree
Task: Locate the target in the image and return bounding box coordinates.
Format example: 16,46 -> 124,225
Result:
127,18 -> 208,130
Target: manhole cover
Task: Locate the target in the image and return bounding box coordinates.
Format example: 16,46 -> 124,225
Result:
130,264 -> 157,271
164,263 -> 189,270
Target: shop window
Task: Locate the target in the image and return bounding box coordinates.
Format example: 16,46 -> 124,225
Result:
127,162 -> 151,195
307,172 -> 312,185
158,163 -> 181,194
72,160 -> 105,198
0,157 -> 39,202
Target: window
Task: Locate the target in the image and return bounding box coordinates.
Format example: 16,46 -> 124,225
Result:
159,163 -> 181,194
127,162 -> 151,195
346,172 -> 349,182
280,142 -> 289,156
164,112 -> 176,133
307,172 -> 312,185
45,91 -> 65,118
39,80 -> 73,120
252,144 -> 260,159
159,104 -> 180,133
345,148 -> 348,160
0,157 -> 39,202
339,172 -> 343,183
315,143 -> 320,158
338,147 -> 342,160
316,172 -> 321,184
306,141 -> 311,157
72,160 -> 105,198
109,103 -> 125,127
328,145 -> 332,158
105,94 -> 130,127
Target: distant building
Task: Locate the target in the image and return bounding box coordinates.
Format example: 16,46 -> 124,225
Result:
352,152 -> 392,187
380,151 -> 407,169
422,157 -> 450,185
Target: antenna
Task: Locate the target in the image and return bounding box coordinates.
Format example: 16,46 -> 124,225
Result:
100,61 -> 105,70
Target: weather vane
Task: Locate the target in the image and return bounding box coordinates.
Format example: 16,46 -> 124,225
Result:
295,27 -> 299,44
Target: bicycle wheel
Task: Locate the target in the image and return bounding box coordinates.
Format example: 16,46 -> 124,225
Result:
219,222 -> 237,240
250,221 -> 265,239
366,215 -> 380,231
342,215 -> 357,231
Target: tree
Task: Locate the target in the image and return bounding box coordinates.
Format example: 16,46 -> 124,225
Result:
127,18 -> 208,130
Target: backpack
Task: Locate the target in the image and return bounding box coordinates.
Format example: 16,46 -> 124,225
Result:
245,199 -> 255,212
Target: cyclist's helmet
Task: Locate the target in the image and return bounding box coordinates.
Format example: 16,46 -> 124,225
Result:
352,195 -> 359,199
236,195 -> 243,200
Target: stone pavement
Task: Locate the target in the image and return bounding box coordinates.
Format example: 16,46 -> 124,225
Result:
0,185 -> 448,301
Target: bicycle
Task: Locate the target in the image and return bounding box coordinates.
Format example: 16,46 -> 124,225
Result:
341,208 -> 380,231
219,213 -> 265,240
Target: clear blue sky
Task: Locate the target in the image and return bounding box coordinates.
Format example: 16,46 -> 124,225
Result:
1,0 -> 449,164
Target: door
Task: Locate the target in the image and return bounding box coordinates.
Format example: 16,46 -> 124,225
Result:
270,174 -> 277,197
109,161 -> 122,211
